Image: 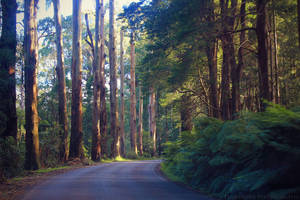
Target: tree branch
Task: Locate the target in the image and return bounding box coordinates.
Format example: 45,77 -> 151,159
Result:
84,13 -> 94,55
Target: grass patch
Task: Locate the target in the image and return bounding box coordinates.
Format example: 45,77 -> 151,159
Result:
10,177 -> 24,182
101,157 -> 133,163
34,166 -> 71,174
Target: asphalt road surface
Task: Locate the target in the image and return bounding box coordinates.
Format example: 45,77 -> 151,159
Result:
22,160 -> 212,200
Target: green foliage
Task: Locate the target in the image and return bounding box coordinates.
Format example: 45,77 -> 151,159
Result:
0,137 -> 24,182
39,124 -> 61,168
162,104 -> 300,199
126,151 -> 139,160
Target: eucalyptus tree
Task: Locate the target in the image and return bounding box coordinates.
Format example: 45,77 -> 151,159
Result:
53,0 -> 69,162
69,0 -> 84,158
109,0 -> 120,158
91,0 -> 102,161
120,29 -> 126,157
119,1 -> 145,155
24,0 -> 40,170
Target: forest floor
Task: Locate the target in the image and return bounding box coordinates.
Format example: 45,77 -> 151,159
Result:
0,158 -> 94,200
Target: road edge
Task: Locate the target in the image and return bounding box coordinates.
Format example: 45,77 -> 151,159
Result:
156,161 -> 218,200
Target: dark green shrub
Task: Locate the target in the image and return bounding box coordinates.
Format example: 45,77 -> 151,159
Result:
0,137 -> 23,182
162,104 -> 300,199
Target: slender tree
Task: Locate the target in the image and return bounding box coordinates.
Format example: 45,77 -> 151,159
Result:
69,0 -> 84,158
109,0 -> 120,158
138,86 -> 143,156
130,32 -> 137,155
272,6 -> 280,104
120,29 -> 126,157
0,0 -> 17,140
232,0 -> 246,118
53,0 -> 68,162
24,0 -> 40,170
99,0 -> 108,157
91,0 -> 101,161
149,87 -> 157,156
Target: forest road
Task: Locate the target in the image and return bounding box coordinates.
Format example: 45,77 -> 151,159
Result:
21,160 -> 213,200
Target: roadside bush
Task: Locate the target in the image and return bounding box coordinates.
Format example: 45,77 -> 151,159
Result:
162,104 -> 300,199
126,151 -> 139,159
0,137 -> 23,182
39,124 -> 61,167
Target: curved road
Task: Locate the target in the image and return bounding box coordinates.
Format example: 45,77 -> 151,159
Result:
22,160 -> 212,200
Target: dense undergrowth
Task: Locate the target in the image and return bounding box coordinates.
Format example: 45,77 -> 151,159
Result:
162,104 -> 300,199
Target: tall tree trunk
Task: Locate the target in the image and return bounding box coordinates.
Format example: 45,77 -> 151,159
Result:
120,29 -> 126,157
0,0 -> 17,140
99,0 -> 107,157
220,40 -> 231,120
272,5 -> 280,104
138,86 -> 143,156
91,0 -> 101,161
267,12 -> 274,102
53,0 -> 68,162
220,0 -> 237,120
130,32 -> 137,155
206,41 -> 219,119
180,94 -> 193,132
220,0 -> 231,120
149,87 -> 157,156
206,0 -> 219,119
24,0 -> 40,170
232,0 -> 245,118
109,0 -> 120,158
69,0 -> 84,158
256,0 -> 271,110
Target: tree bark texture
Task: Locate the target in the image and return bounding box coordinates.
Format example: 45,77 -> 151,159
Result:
272,6 -> 280,104
130,32 -> 137,155
220,0 -> 237,120
0,0 -> 17,140
138,86 -> 143,156
69,0 -> 84,158
109,0 -> 120,158
256,0 -> 271,110
99,0 -> 108,157
91,0 -> 101,161
149,87 -> 157,156
232,0 -> 246,118
205,1 -> 219,119
24,0 -> 40,170
120,30 -> 126,157
206,41 -> 219,119
53,0 -> 69,162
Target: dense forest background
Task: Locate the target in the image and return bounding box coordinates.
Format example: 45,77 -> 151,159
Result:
1,0 -> 300,199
